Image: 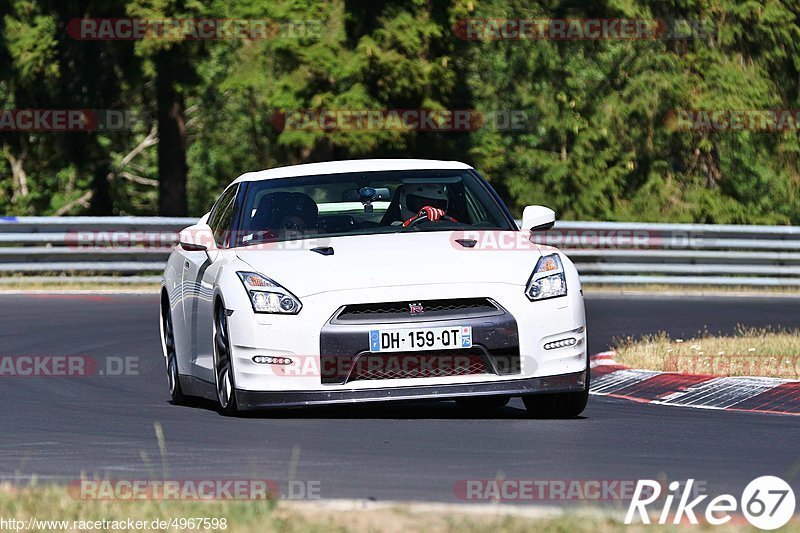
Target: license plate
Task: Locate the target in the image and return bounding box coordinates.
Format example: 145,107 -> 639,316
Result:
369,326 -> 472,353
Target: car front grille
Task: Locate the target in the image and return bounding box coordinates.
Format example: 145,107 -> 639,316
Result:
319,302 -> 521,385
332,298 -> 501,324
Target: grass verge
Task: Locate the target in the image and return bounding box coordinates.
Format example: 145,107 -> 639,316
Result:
613,326 -> 800,379
0,485 -> 794,532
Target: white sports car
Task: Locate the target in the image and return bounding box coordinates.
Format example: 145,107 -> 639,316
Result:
160,159 -> 587,417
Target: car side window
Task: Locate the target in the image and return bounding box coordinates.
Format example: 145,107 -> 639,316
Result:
208,185 -> 239,248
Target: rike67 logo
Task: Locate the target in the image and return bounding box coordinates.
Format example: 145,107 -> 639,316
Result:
626,476 -> 795,530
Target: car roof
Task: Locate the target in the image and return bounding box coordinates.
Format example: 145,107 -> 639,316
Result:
232,159 -> 474,184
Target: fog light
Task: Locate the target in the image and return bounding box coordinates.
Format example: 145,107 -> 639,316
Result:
252,356 -> 294,365
544,338 -> 577,350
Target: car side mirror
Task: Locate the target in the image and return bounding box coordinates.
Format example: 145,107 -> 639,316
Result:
520,205 -> 556,231
178,224 -> 214,252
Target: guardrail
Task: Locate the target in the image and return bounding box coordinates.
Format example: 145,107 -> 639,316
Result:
0,216 -> 797,286
535,221 -> 800,286
0,216 -> 195,284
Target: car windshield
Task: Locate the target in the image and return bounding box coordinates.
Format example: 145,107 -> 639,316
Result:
232,169 -> 514,246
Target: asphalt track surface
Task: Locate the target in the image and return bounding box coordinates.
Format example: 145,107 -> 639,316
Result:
1,293 -> 799,504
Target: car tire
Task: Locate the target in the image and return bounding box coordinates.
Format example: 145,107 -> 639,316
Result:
455,395 -> 510,412
213,302 -> 239,416
522,371 -> 589,419
162,301 -> 188,405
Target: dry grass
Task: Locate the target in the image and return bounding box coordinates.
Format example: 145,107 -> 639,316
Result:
613,326 -> 800,378
0,484 -> 794,532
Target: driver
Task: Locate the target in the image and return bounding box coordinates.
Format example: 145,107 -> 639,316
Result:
399,183 -> 454,227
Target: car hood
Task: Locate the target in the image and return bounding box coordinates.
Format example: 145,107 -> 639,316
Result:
234,231 -> 542,297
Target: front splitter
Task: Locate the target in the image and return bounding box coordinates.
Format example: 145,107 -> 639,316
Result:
236,370 -> 587,410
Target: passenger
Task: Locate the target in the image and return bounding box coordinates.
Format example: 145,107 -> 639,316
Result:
249,192 -> 318,242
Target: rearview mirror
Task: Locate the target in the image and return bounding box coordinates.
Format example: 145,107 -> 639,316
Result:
178,224 -> 214,252
520,205 -> 556,231
341,187 -> 391,202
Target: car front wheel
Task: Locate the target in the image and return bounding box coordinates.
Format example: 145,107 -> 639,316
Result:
162,302 -> 187,405
522,372 -> 589,419
213,303 -> 239,416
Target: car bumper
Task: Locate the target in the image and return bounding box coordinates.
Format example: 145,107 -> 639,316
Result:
236,369 -> 587,409
227,282 -> 586,393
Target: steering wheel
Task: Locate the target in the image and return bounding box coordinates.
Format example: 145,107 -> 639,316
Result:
403,212 -> 458,228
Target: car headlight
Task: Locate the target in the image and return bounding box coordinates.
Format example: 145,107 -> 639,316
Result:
525,254 -> 567,301
237,272 -> 302,314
